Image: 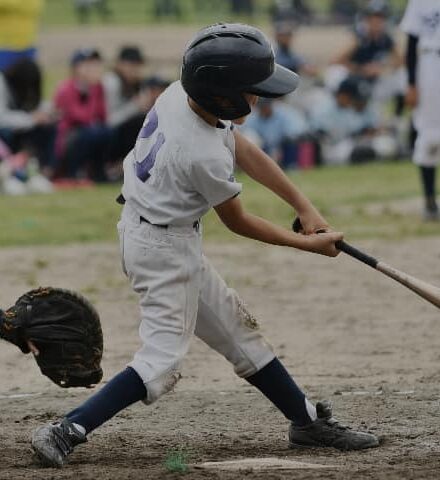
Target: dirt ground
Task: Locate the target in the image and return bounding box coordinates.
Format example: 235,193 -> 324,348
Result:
1,237 -> 439,479
37,24 -> 405,72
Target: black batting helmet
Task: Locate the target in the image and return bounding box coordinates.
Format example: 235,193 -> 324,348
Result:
181,23 -> 299,120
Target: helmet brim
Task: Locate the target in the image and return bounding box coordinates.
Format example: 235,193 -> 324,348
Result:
247,64 -> 299,98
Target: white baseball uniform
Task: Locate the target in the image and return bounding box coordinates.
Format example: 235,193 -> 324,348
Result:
401,0 -> 440,166
119,81 -> 274,404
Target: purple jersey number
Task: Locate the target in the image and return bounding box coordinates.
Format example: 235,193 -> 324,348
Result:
135,108 -> 165,182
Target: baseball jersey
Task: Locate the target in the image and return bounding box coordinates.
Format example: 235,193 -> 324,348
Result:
122,81 -> 242,226
401,0 -> 440,48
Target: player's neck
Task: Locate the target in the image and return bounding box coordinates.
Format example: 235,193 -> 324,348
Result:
187,97 -> 219,127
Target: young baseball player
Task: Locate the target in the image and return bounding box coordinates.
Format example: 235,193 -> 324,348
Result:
31,24 -> 379,468
401,0 -> 440,221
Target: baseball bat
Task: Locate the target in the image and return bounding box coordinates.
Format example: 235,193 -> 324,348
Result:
292,218 -> 440,309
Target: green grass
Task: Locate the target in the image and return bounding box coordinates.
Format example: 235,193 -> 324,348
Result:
164,448 -> 190,474
1,161 -> 438,248
41,0 -> 409,27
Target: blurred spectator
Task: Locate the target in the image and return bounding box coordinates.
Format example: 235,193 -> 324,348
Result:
73,0 -> 112,23
271,0 -> 313,24
330,0 -> 359,24
310,75 -> 397,165
141,75 -> 171,111
230,0 -> 254,16
242,98 -> 309,168
0,0 -> 44,71
273,20 -> 318,77
54,48 -> 110,182
103,46 -> 148,163
0,58 -> 55,177
153,0 -> 182,19
0,135 -> 53,194
330,0 -> 404,110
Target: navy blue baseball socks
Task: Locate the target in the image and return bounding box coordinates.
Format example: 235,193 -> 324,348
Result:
246,357 -> 317,427
32,368 -> 147,467
66,367 -> 147,434
289,401 -> 379,450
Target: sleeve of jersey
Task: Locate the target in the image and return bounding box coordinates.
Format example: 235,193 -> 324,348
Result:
191,156 -> 242,207
400,1 -> 420,36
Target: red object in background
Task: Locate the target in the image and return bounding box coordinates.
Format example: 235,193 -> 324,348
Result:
54,79 -> 107,159
297,141 -> 315,170
52,178 -> 95,190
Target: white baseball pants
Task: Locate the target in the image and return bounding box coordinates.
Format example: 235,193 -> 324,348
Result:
118,204 -> 274,404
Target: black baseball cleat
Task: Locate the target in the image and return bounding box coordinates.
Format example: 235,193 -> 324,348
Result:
31,418 -> 87,468
289,401 -> 379,451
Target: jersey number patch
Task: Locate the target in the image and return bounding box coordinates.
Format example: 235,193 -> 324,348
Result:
135,108 -> 165,182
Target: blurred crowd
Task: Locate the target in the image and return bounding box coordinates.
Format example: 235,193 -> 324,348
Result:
0,0 -> 411,195
241,0 -> 408,170
0,44 -> 170,194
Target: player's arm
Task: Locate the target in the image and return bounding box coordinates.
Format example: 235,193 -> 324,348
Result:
234,129 -> 328,234
214,195 -> 342,257
405,34 -> 419,108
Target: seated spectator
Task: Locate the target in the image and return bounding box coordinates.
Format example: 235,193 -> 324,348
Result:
273,20 -> 318,77
54,48 -> 110,182
103,46 -> 148,163
0,136 -> 53,194
310,76 -> 397,165
271,1 -> 313,26
330,0 -> 404,110
242,98 -> 309,168
0,58 -> 56,177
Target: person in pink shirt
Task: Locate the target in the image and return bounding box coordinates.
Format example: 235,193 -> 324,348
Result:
54,48 -> 110,182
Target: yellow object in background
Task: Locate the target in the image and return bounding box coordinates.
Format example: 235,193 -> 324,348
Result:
0,0 -> 44,49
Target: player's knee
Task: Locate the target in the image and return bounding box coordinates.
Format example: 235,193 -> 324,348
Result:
143,368 -> 182,405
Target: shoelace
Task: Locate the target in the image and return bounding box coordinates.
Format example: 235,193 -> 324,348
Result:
52,426 -> 75,456
325,416 -> 350,431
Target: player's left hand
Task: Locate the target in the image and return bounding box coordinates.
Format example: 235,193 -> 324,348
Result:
298,209 -> 331,235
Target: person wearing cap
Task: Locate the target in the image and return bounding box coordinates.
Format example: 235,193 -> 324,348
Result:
331,0 -> 403,109
242,97 -> 309,167
53,48 -> 109,182
310,75 -> 394,165
31,24 -> 378,469
103,46 -> 149,164
273,20 -> 318,77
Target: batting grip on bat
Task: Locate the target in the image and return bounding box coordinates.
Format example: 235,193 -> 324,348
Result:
292,217 -> 440,310
292,218 -> 378,269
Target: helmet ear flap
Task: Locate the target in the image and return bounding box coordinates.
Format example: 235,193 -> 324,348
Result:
192,86 -> 251,120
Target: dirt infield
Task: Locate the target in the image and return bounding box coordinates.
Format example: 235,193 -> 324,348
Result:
1,237 -> 439,479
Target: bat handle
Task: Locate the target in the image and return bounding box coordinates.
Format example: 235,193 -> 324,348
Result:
334,240 -> 378,269
292,218 -> 378,269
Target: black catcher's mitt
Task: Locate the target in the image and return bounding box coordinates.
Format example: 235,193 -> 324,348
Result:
0,287 -> 103,388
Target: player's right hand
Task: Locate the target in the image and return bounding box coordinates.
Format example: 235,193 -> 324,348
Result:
299,231 -> 344,257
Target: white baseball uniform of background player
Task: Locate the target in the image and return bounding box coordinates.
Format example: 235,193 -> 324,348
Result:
120,81 -> 275,404
401,0 -> 440,166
